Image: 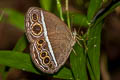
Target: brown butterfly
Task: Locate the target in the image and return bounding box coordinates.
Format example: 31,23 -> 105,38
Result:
25,7 -> 76,74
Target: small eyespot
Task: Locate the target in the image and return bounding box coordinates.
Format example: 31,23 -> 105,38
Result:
48,63 -> 55,70
41,52 -> 47,57
39,40 -> 44,44
37,45 -> 41,50
40,51 -> 47,59
48,63 -> 52,68
32,13 -> 38,21
37,39 -> 44,45
43,56 -> 50,64
32,23 -> 42,35
36,39 -> 44,50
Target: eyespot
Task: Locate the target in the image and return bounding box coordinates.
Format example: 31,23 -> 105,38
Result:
37,45 -> 41,51
37,39 -> 45,50
32,23 -> 42,36
32,13 -> 38,21
48,63 -> 55,70
38,39 -> 44,44
48,63 -> 52,68
40,51 -> 47,59
37,39 -> 44,45
41,52 -> 47,57
43,56 -> 50,64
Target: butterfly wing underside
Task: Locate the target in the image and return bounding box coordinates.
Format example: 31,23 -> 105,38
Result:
25,7 -> 75,74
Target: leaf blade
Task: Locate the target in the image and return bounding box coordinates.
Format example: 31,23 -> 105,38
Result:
4,8 -> 24,30
70,43 -> 88,80
87,0 -> 102,22
71,13 -> 88,27
87,22 -> 102,80
39,0 -> 52,11
0,50 -> 72,79
54,67 -> 73,79
13,35 -> 28,52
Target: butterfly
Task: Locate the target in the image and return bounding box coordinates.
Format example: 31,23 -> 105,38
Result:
25,7 -> 76,74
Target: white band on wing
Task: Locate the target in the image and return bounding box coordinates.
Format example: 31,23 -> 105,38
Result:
41,11 -> 58,67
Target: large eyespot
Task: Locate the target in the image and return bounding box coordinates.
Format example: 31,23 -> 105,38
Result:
43,56 -> 50,64
32,23 -> 42,36
32,13 -> 38,21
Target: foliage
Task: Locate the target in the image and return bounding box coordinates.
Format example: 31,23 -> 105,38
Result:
0,0 -> 120,80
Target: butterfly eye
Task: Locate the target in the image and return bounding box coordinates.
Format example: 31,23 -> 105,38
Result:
32,23 -> 42,35
32,13 -> 38,21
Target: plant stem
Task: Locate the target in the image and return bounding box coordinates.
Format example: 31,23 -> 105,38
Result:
0,10 -> 4,21
56,0 -> 64,21
65,0 -> 71,28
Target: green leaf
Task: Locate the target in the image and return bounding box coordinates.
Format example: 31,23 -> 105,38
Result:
54,67 -> 73,79
39,0 -> 52,11
4,8 -> 24,30
87,0 -> 102,22
13,35 -> 28,52
0,51 -> 39,74
87,2 -> 120,80
87,59 -> 95,80
0,50 -> 72,79
87,22 -> 102,80
71,13 -> 88,27
70,43 -> 88,80
95,1 -> 120,25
